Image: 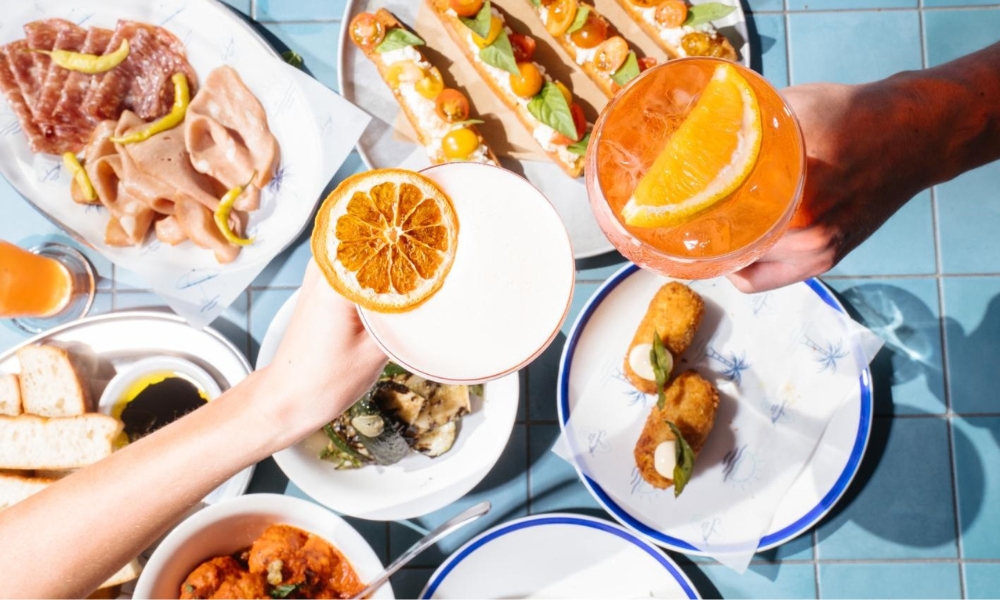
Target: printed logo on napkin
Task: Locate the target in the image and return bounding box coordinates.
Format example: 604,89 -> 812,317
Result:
554,276 -> 883,572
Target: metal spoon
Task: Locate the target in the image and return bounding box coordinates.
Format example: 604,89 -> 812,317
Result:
351,500 -> 492,599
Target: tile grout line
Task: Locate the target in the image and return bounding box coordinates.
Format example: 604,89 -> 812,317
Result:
783,7 -> 793,87
813,528 -> 822,599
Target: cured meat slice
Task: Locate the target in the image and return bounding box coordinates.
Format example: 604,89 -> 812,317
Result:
34,20 -> 87,127
0,48 -> 53,153
50,27 -> 114,131
83,21 -> 198,122
18,20 -> 63,116
185,66 -> 279,212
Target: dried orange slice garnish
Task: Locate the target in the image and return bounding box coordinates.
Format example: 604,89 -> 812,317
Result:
312,169 -> 459,313
622,63 -> 762,229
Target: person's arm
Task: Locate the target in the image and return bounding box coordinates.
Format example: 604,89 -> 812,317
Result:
0,262 -> 386,599
728,41 -> 1000,293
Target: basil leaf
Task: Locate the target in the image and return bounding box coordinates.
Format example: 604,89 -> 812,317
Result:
281,50 -> 304,70
460,0 -> 493,39
612,52 -> 640,87
479,31 -> 520,77
567,131 -> 590,156
666,421 -> 695,497
566,5 -> 590,34
531,0 -> 540,5
376,28 -> 425,53
271,583 -> 300,599
381,362 -> 410,378
651,331 -> 670,410
453,119 -> 485,127
682,2 -> 736,28
527,81 -> 577,140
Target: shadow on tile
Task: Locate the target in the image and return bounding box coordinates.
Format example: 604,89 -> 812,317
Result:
741,3 -> 780,77
943,289 -> 1000,415
837,283 -> 947,415
670,553 -> 724,598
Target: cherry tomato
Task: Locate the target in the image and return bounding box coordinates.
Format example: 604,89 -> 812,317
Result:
450,0 -> 484,18
592,37 -> 628,72
473,16 -> 503,49
510,62 -> 544,98
554,81 -> 572,106
638,56 -> 658,72
628,0 -> 661,7
349,13 -> 385,50
509,33 -> 536,63
386,60 -> 425,88
655,0 -> 688,28
442,127 -> 480,160
570,102 -> 586,141
569,11 -> 608,49
436,89 -> 471,122
545,0 -> 579,37
681,32 -> 712,56
415,67 -> 444,99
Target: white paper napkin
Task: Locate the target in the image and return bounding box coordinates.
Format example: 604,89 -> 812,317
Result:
553,278 -> 884,572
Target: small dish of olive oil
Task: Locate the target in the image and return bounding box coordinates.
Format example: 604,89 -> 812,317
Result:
98,357 -> 221,444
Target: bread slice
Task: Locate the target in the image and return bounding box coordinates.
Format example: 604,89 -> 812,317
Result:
98,558 -> 142,590
17,345 -> 93,417
613,0 -> 737,62
429,0 -> 586,177
0,471 -> 56,510
0,414 -> 122,470
353,9 -> 499,166
529,2 -> 650,98
0,374 -> 22,416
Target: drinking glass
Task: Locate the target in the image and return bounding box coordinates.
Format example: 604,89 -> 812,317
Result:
0,240 -> 96,333
586,57 -> 806,280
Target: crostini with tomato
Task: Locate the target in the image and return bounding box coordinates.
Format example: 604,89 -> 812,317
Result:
612,0 -> 738,62
527,0 -> 658,98
349,9 -> 499,165
430,0 -> 589,178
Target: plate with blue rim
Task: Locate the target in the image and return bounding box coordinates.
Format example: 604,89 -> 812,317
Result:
557,263 -> 873,554
420,513 -> 699,599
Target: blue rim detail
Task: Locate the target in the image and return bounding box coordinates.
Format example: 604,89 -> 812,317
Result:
556,264 -> 873,552
422,514 -> 699,599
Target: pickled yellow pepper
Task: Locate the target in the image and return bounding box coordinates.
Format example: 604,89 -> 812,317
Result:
62,152 -> 97,203
214,172 -> 258,247
110,73 -> 190,145
33,39 -> 130,74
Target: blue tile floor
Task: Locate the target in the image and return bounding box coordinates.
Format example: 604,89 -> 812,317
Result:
2,1 -> 1000,598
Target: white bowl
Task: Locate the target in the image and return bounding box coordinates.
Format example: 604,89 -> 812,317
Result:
134,493 -> 392,599
98,356 -> 222,414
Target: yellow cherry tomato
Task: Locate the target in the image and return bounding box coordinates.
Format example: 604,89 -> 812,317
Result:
442,127 -> 480,160
546,0 -> 579,37
592,37 -> 629,72
349,13 -> 385,50
554,81 -> 572,105
510,62 -> 543,98
473,16 -> 503,49
415,67 -> 444,99
386,60 -> 425,88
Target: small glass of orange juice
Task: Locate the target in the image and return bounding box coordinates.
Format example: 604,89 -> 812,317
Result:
0,240 -> 96,333
587,57 -> 805,280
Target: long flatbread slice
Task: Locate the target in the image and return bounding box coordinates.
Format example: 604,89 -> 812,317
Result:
428,0 -> 587,178
613,0 -> 737,62
350,9 -> 498,166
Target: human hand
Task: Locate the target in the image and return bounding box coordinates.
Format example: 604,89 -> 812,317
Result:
262,259 -> 387,433
727,79 -> 931,292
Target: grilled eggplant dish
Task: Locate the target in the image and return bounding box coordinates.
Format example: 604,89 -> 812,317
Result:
320,364 -> 481,468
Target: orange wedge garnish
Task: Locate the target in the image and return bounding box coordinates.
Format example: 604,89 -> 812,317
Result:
622,63 -> 762,229
312,169 -> 459,313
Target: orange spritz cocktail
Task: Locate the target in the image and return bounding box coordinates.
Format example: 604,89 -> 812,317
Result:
0,240 -> 73,318
587,58 -> 805,279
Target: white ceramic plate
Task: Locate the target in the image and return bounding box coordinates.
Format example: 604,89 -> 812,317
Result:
256,291 -> 521,521
558,264 -> 873,554
421,513 -> 699,599
135,493 -> 393,598
0,0 -> 365,326
338,0 -> 750,260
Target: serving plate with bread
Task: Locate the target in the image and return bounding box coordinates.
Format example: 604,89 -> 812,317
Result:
339,0 -> 748,260
0,310 -> 254,593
